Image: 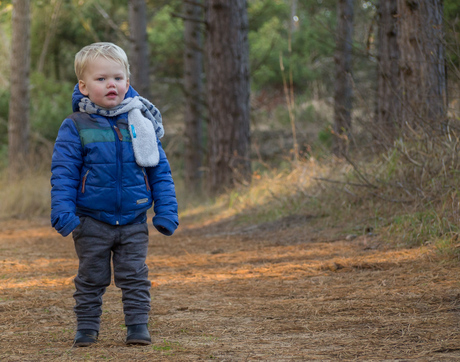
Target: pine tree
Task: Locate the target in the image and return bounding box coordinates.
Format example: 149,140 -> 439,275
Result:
8,0 -> 31,177
205,0 -> 251,194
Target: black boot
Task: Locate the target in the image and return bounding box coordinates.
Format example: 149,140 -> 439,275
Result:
74,329 -> 98,347
126,324 -> 151,345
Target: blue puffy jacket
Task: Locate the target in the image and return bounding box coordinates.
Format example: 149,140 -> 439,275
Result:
50,85 -> 178,237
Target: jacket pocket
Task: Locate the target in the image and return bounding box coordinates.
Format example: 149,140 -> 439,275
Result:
81,169 -> 90,194
142,168 -> 151,191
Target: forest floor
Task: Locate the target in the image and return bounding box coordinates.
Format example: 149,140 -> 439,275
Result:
1,214 -> 460,361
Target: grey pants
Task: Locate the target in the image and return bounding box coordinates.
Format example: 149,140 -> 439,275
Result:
72,216 -> 151,331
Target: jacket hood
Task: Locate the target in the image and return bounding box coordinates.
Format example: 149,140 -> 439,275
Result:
71,84 -> 140,112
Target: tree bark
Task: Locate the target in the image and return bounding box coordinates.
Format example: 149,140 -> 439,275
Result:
205,0 -> 251,194
397,0 -> 446,131
375,0 -> 400,145
8,0 -> 31,177
333,0 -> 354,157
129,0 -> 150,99
183,0 -> 204,192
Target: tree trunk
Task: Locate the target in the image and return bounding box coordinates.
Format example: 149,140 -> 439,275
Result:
375,0 -> 400,146
333,0 -> 354,157
8,0 -> 31,177
397,0 -> 446,131
183,0 -> 204,192
206,0 -> 251,194
129,0 -> 150,99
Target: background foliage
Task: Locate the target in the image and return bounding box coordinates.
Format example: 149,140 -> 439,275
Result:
1,0 -> 460,250
1,0 -> 458,149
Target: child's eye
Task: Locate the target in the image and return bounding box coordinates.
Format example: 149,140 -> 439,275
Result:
115,77 -> 122,81
97,78 -> 105,81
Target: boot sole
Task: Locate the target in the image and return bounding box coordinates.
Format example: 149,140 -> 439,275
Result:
74,341 -> 96,347
126,339 -> 152,345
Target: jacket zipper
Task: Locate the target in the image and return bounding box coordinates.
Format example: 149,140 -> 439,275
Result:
81,169 -> 90,193
113,126 -> 123,141
111,121 -> 123,225
142,168 -> 151,191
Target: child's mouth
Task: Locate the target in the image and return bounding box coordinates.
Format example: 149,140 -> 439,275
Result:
106,91 -> 117,97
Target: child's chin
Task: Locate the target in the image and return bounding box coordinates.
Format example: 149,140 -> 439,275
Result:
97,100 -> 121,109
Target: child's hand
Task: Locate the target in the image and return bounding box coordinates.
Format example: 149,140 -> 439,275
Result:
152,216 -> 178,236
52,212 -> 80,237
156,226 -> 169,234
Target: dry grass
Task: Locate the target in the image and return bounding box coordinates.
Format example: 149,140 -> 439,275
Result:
179,157 -> 351,228
0,170 -> 51,219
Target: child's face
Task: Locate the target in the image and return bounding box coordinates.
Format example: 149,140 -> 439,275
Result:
78,57 -> 130,109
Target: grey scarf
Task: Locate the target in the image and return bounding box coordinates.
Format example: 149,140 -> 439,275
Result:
79,96 -> 164,167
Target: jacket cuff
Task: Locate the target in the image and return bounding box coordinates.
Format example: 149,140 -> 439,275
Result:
60,216 -> 80,237
152,216 -> 177,236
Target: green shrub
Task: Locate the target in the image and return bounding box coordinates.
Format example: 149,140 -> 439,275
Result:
30,72 -> 74,141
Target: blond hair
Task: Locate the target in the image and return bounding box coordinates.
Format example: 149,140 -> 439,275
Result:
74,42 -> 130,80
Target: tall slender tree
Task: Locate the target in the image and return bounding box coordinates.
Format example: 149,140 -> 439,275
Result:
205,0 -> 251,194
397,0 -> 446,131
129,0 -> 150,99
8,0 -> 31,177
375,0 -> 399,146
333,0 -> 354,157
183,0 -> 204,192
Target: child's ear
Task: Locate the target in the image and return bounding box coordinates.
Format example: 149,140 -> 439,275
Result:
78,80 -> 89,96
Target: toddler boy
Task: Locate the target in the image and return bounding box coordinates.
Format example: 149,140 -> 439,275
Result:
51,42 -> 178,347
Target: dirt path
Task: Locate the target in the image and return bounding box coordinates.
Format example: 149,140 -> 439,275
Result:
1,216 -> 460,361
